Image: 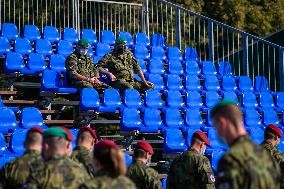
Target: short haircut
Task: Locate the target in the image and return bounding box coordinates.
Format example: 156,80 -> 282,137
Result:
190,134 -> 203,146
76,131 -> 94,146
25,131 -> 42,146
264,128 -> 277,140
44,136 -> 67,151
133,148 -> 147,159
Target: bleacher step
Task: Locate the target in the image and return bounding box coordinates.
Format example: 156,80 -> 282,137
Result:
0,91 -> 17,95
45,119 -> 120,125
3,100 -> 36,105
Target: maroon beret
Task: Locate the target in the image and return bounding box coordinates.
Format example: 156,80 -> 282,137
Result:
267,124 -> 282,138
59,126 -> 74,141
136,141 -> 154,155
194,131 -> 210,146
28,127 -> 44,134
78,126 -> 97,139
93,140 -> 118,153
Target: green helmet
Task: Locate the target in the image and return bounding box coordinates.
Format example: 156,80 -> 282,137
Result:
210,99 -> 238,118
78,38 -> 90,47
115,36 -> 127,45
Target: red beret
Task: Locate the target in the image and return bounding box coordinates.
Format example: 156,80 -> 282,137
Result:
78,126 -> 97,139
194,131 -> 210,146
59,126 -> 74,141
94,140 -> 118,153
28,127 -> 43,134
136,141 -> 154,155
267,124 -> 282,138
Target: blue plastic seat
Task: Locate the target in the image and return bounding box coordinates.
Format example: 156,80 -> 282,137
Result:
86,46 -> 94,57
124,152 -> 133,167
201,61 -> 217,76
203,75 -> 220,91
262,109 -> 279,126
203,91 -> 220,110
237,76 -> 253,94
142,108 -> 162,132
151,34 -> 166,48
23,25 -> 41,42
4,52 -> 25,73
167,46 -> 182,61
184,75 -> 202,91
148,59 -> 165,75
166,90 -> 184,108
166,74 -> 183,91
0,157 -> 15,168
249,127 -> 264,144
49,54 -> 66,73
81,29 -> 98,46
21,53 -> 46,74
99,89 -> 122,112
244,109 -> 262,127
9,129 -> 27,154
0,96 -> 19,113
62,27 -> 79,44
20,107 -> 47,129
118,32 -> 133,47
184,47 -> 198,61
221,76 -> 236,92
57,40 -> 74,57
254,76 -> 269,94
70,129 -> 78,149
144,90 -> 164,109
184,109 -> 204,129
163,129 -> 187,153
148,74 -> 165,91
134,32 -> 150,46
185,61 -> 200,75
185,128 -> 201,146
185,91 -> 203,109
14,38 -> 32,56
1,23 -> 19,41
258,92 -> 275,110
275,92 -> 284,112
121,108 -> 142,131
35,39 -> 53,57
101,30 -> 115,45
0,108 -> 18,134
80,88 -> 100,110
43,26 -> 60,44
217,61 -> 233,78
134,45 -> 149,60
168,60 -> 183,75
0,37 -> 10,56
95,42 -> 111,57
123,89 -> 142,109
0,133 -> 14,156
137,59 -> 147,73
205,110 -> 214,127
207,127 -> 227,150
211,150 -> 225,172
164,109 -> 184,129
241,92 -> 258,109
150,46 -> 166,60
223,92 -> 238,104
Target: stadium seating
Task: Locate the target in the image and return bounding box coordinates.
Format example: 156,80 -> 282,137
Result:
0,96 -> 19,112
211,150 -> 225,172
244,109 -> 263,127
98,89 -> 122,112
0,37 -> 10,56
70,129 -> 79,149
147,74 -> 165,91
62,27 -> 79,44
222,92 -> 238,104
185,128 -> 200,146
101,30 -> 115,45
203,75 -> 220,92
185,91 -> 203,110
4,52 -> 25,73
168,60 -> 183,75
207,127 -> 227,150
184,47 -> 198,61
150,46 -> 166,60
43,26 -> 60,44
1,23 -> 19,41
23,25 -> 41,42
275,92 -> 284,112
166,90 -> 184,109
262,109 -> 279,126
254,76 -> 270,94
14,38 -> 32,56
86,46 -> 94,57
249,127 -> 264,144
121,108 -> 142,131
118,32 -> 133,47
20,53 -> 46,75
124,152 -> 133,167
184,75 -> 202,92
241,92 -> 258,110
80,88 -> 100,110
167,46 -> 182,61
205,110 -> 214,127
163,129 -> 187,153
221,76 -> 236,92
147,59 -> 165,75
95,42 -> 111,57
184,60 -> 200,76
0,133 -> 14,156
164,109 -> 184,129
137,59 -> 147,73
20,107 -> 47,129
165,74 -> 183,91
133,45 -> 149,60
35,39 -> 53,57
217,61 -> 233,79
134,32 -> 150,46
0,108 -> 18,134
144,89 -> 164,109
9,129 -> 27,154
151,34 -> 166,48
142,108 -> 162,132
57,40 -> 74,57
184,109 -> 205,129
48,54 -> 66,73
257,92 -> 275,111
81,29 -> 98,46
201,61 -> 217,77
123,89 -> 143,109
237,76 -> 253,95
202,91 -> 220,111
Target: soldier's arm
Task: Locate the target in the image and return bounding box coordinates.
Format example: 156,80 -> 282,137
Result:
145,168 -> 162,189
198,157 -> 216,189
66,55 -> 91,82
272,148 -> 284,164
97,54 -> 111,68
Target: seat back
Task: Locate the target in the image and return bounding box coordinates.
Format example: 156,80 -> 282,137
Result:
238,76 -> 253,92
244,109 -> 262,127
185,75 -> 201,91
186,91 -> 203,109
202,61 -> 217,75
10,129 -> 27,154
166,90 -> 184,108
122,108 -> 142,129
95,42 -> 111,56
43,26 -> 60,44
263,109 -> 279,126
14,38 -> 32,56
148,59 -> 165,74
20,107 -> 46,129
165,109 -> 183,128
151,34 -> 166,47
103,89 -> 121,107
166,74 -> 183,90
167,46 -> 182,61
276,92 -> 284,109
28,53 -> 46,71
207,128 -> 227,149
124,89 -> 142,108
80,88 -> 100,109
0,37 -> 10,56
1,23 -> 19,41
81,29 -> 98,45
148,74 -> 164,90
204,75 -> 220,91
259,92 -> 274,109
185,109 -> 203,128
0,108 -> 17,134
145,90 -> 163,108
134,45 -> 149,60
185,60 -> 200,75
118,32 -> 133,46
49,54 -> 66,72
254,76 -> 269,92
204,92 -> 220,108
184,47 -> 198,61
143,108 -> 162,128
242,92 -> 258,109
211,150 -> 225,172
135,32 -> 149,46
41,69 -> 60,90
218,61 -> 232,77
57,40 -> 74,57
150,46 -> 166,60
221,76 -> 236,91
101,30 -> 115,45
168,60 -> 183,75
23,25 -> 40,42
249,127 -> 264,144
163,128 -> 186,152
62,27 -> 79,44
35,39 -> 52,57
5,52 -> 25,73
222,92 -> 238,104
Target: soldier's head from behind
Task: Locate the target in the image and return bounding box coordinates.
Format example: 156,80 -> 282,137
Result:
210,100 -> 247,146
42,127 -> 74,160
115,36 -> 127,54
190,131 -> 210,155
133,140 -> 154,165
264,124 -> 282,147
77,38 -> 90,56
93,140 -> 126,177
24,127 -> 44,152
76,126 -> 98,150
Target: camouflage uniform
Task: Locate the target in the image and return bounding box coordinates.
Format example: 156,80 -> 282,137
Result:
126,160 -> 162,189
0,150 -> 43,189
79,170 -> 137,189
98,50 -> 152,93
216,135 -> 281,189
167,147 -> 215,189
70,146 -> 95,177
23,155 -> 90,189
66,49 -> 110,91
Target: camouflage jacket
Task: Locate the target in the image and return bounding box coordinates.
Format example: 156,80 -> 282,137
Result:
216,135 -> 281,189
126,160 -> 162,189
79,170 -> 137,189
23,155 -> 90,189
0,150 -> 43,189
167,147 -> 215,189
70,146 -> 95,177
98,50 -> 141,82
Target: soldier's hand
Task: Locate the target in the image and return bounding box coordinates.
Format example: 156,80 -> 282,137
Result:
108,73 -> 117,81
90,77 -> 101,85
144,81 -> 155,88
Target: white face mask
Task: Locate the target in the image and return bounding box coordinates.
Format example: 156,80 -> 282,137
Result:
201,146 -> 206,155
79,49 -> 87,56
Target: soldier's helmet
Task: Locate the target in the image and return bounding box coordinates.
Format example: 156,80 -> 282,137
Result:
78,38 -> 90,48
115,36 -> 127,46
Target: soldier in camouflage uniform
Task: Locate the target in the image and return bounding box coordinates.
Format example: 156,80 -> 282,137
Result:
71,126 -> 98,177
167,131 -> 215,189
79,140 -> 137,189
23,127 -> 89,189
65,38 -> 112,91
210,100 -> 281,189
97,36 -> 154,93
0,127 -> 43,189
126,140 -> 162,189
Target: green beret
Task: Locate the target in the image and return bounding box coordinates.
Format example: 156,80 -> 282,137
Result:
210,99 -> 237,118
78,38 -> 90,47
115,36 -> 127,45
43,127 -> 68,140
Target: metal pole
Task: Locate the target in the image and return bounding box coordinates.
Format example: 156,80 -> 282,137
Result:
144,0 -> 149,37
208,20 -> 214,62
175,7 -> 181,49
242,33 -> 249,76
279,48 -> 284,91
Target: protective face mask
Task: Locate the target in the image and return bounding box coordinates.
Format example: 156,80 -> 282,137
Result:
201,146 -> 206,155
276,140 -> 281,147
80,49 -> 87,56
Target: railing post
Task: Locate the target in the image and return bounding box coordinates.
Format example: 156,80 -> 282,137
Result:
279,48 -> 284,91
144,0 -> 149,36
208,20 -> 214,62
242,32 -> 249,76
175,7 -> 181,49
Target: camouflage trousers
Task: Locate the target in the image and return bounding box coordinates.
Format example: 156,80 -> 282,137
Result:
71,80 -> 111,92
110,79 -> 153,93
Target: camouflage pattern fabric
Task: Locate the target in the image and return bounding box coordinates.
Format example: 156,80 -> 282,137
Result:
126,160 -> 162,189
23,155 -> 89,189
167,147 -> 215,189
79,170 -> 137,189
216,135 -> 281,189
70,146 -> 95,177
0,150 -> 43,189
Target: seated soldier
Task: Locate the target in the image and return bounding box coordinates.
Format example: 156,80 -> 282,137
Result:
65,39 -> 115,91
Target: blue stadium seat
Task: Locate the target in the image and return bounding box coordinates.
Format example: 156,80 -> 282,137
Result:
87,46 -> 94,57
148,74 -> 165,91
203,75 -> 220,92
151,34 -> 166,48
254,76 -> 270,94
275,92 -> 284,113
20,107 -> 47,129
207,127 -> 227,150
184,109 -> 204,129
92,56 -> 102,64
35,39 -> 53,57
150,46 -> 166,60
118,32 -> 133,47
185,128 -> 201,146
249,127 -> 264,144
80,88 -> 100,110
203,91 -> 220,111
244,109 -> 262,127
23,25 -> 40,42
185,91 -> 203,109
167,46 -> 182,61
184,75 -> 202,91
217,61 -> 233,79
99,89 -> 122,112
123,89 -> 143,109
14,38 -> 32,56
48,54 -> 66,73
137,59 -> 147,73
201,61 -> 217,76
262,109 -> 279,126
168,60 -> 183,75
141,108 -> 162,133
1,23 -> 19,41
221,76 -> 236,92
184,61 -> 200,76
205,110 -> 214,127
81,29 -> 98,46
43,26 -> 60,44
0,108 -> 18,134
163,129 -> 187,153
124,152 -> 132,167
184,47 -> 198,61
237,76 -> 253,95
0,133 -> 14,156
164,109 -> 184,129
222,92 -> 238,104
95,42 -> 111,57
211,150 -> 225,172
0,157 -> 15,168
21,53 -> 46,74
166,90 -> 184,109
165,74 -> 183,91
70,129 -> 78,149
241,92 -> 258,110
0,96 -> 19,113
147,59 -> 165,75
4,52 -> 25,73
144,89 -> 164,109
134,45 -> 149,60
121,108 -> 142,131
0,37 -> 10,56
62,27 -> 79,44
9,129 -> 27,154
57,40 -> 74,57
101,30 -> 115,45
134,32 -> 150,46
161,178 -> 167,189
258,92 -> 275,110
